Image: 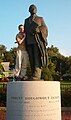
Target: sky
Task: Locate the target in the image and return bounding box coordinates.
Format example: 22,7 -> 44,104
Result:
0,0 -> 71,57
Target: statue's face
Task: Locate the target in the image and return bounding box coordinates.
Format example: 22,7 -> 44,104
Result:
29,5 -> 37,15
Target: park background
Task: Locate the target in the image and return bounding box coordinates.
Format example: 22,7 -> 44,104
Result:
0,0 -> 71,120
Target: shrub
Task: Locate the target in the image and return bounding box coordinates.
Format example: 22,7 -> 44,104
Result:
61,90 -> 71,107
0,87 -> 7,107
41,67 -> 53,81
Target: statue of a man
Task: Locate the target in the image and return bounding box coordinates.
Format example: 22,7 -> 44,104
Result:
24,4 -> 48,80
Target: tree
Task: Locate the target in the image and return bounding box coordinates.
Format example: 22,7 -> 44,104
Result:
0,43 -> 71,81
66,56 -> 71,74
41,67 -> 53,81
0,44 -> 7,63
9,47 -> 17,64
0,45 -> 6,55
47,45 -> 59,57
0,63 -> 4,72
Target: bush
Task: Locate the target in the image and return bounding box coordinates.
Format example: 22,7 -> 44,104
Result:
0,87 -> 7,107
61,90 -> 71,107
41,67 -> 53,81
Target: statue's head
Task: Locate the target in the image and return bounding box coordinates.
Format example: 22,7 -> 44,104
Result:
29,4 -> 37,15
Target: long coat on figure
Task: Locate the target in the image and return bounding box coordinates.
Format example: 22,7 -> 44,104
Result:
24,7 -> 48,79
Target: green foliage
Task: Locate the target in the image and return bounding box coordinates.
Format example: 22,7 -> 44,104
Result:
41,67 -> 53,81
62,74 -> 71,81
47,45 -> 71,81
0,45 -> 7,63
61,90 -> 71,107
0,63 -> 4,72
0,44 -> 71,81
47,45 -> 59,57
0,87 -> 7,107
0,45 -> 6,54
9,47 -> 17,64
0,45 -> 17,73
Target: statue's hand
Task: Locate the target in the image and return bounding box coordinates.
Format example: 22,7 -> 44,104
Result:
35,27 -> 40,33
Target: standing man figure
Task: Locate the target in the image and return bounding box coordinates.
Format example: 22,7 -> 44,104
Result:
24,4 -> 48,80
14,24 -> 28,81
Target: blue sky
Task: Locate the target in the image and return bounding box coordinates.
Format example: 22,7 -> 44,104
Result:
0,0 -> 71,56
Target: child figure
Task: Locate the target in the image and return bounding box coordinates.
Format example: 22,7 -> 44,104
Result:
14,24 -> 28,81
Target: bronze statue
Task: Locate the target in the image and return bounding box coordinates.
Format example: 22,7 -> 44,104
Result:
24,4 -> 48,80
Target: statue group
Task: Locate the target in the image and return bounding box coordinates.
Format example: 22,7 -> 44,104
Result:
14,4 -> 48,81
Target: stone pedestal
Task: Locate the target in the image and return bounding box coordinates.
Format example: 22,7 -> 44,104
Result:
6,81 -> 61,120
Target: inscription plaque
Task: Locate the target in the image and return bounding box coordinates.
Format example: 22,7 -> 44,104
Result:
7,81 -> 61,120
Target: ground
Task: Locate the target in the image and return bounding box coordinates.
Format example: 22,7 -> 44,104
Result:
0,108 -> 6,120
